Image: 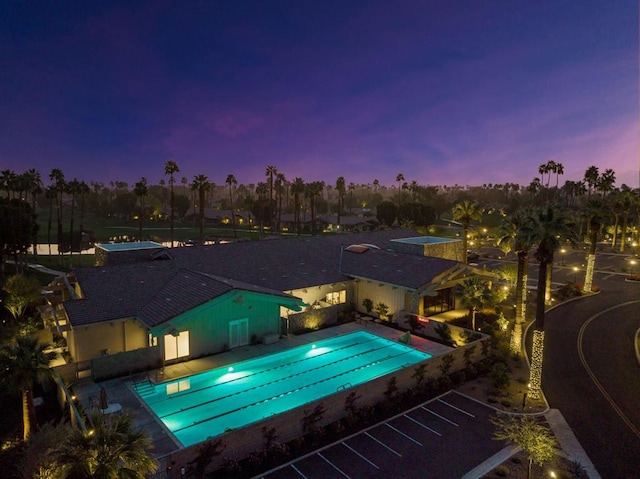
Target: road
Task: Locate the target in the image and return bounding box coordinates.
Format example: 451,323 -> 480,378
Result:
477,248 -> 640,478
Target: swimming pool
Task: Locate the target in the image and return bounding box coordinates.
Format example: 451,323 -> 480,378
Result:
134,330 -> 431,447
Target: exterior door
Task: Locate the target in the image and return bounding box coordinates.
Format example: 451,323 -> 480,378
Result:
164,330 -> 190,361
229,319 -> 249,348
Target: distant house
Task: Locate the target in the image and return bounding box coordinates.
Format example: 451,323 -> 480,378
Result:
183,207 -> 254,227
56,230 -> 494,376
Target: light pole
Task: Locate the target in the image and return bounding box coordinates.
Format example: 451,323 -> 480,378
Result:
631,260 -> 637,276
573,266 -> 578,283
560,248 -> 566,266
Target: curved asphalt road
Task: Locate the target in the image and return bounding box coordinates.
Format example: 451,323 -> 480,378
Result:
541,276 -> 640,478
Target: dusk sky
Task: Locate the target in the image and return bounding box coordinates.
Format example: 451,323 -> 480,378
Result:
1,1 -> 638,189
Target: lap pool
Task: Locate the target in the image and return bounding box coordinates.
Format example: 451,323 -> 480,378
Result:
134,330 -> 431,447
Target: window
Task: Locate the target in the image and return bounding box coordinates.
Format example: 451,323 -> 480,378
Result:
326,290 -> 346,305
164,330 -> 190,361
148,334 -> 158,347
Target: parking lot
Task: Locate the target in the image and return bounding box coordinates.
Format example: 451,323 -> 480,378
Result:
260,391 -> 505,479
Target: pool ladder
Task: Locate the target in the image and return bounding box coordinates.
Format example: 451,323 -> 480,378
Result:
336,382 -> 352,392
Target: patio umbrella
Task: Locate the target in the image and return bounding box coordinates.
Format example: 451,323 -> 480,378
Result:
99,387 -> 109,410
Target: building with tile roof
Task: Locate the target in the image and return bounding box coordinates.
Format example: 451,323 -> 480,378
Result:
58,229 -> 493,371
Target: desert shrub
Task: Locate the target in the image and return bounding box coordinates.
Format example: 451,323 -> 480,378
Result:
494,465 -> 510,477
490,362 -> 510,389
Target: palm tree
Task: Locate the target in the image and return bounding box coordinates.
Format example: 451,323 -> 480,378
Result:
348,182 -> 356,213
265,165 -> 277,230
0,336 -> 57,440
226,174 -> 238,238
335,176 -> 345,227
395,173 -> 405,204
583,165 -> 600,198
527,205 -> 578,398
54,412 -> 157,478
617,186 -> 634,253
456,276 -> 493,331
275,172 -> 286,233
66,178 -> 81,258
581,199 -> 608,293
164,160 -> 180,247
291,177 -> 305,235
134,177 -> 149,241
77,180 -> 90,238
192,174 -> 210,240
305,181 -> 325,236
497,209 -> 535,355
45,185 -> 56,256
48,168 -> 65,260
23,169 -> 43,256
452,200 -> 483,263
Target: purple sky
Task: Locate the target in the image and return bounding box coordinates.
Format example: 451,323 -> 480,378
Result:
1,1 -> 638,189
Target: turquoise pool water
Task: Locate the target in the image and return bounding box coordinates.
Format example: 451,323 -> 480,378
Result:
134,331 -> 431,447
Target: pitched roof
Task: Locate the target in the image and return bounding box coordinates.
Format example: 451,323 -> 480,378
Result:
64,230 -> 459,327
339,247 -> 460,289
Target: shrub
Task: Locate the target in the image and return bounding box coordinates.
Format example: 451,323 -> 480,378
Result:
490,362 -> 510,389
362,298 -> 374,313
494,465 -> 510,477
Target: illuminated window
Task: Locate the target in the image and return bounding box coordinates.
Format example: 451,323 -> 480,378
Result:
325,290 -> 346,305
164,330 -> 190,360
148,334 -> 158,347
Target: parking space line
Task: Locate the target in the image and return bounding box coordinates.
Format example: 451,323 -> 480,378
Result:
438,398 -> 475,417
291,464 -> 309,478
385,423 -> 423,446
421,406 -> 459,426
318,452 -> 351,478
365,431 -> 402,456
342,442 -> 379,469
404,414 -> 442,436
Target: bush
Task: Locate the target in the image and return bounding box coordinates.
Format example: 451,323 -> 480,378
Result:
490,362 -> 510,389
494,465 -> 510,477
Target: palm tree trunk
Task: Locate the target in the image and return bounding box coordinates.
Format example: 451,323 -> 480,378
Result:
510,251 -> 528,354
583,232 -> 597,293
22,388 -> 35,441
529,259 -> 548,399
544,260 -> 553,304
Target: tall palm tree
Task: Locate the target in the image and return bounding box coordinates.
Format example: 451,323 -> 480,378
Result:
583,165 -> 600,198
77,180 -> 90,239
348,182 -> 356,214
45,185 -> 56,256
54,412 -> 157,478
133,177 -> 149,241
291,177 -> 305,236
66,178 -> 81,257
164,160 -> 180,247
192,174 -> 210,240
49,169 -> 65,262
452,200 -> 483,263
335,176 -> 345,227
305,181 -> 324,236
0,336 -> 57,440
581,198 -> 608,293
23,169 -> 43,256
455,276 -> 493,331
395,173 -> 405,204
265,165 -> 277,230
497,209 -> 535,355
617,186 -> 634,253
527,205 -> 578,398
275,172 -> 286,233
226,174 -> 238,238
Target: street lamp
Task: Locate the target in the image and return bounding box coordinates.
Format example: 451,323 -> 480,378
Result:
560,248 -> 566,266
631,260 -> 637,275
572,266 -> 578,283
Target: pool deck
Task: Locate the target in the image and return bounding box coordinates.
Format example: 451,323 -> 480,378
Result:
71,322 -> 452,457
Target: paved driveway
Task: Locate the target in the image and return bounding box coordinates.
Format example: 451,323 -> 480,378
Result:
261,391 -> 505,479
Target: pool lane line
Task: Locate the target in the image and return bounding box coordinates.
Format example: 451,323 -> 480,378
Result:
420,406 -> 459,426
160,348 -> 420,422
318,452 -> 352,478
341,442 -> 380,469
437,398 -> 476,417
364,431 -> 402,457
385,423 -> 423,446
403,414 -> 442,436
